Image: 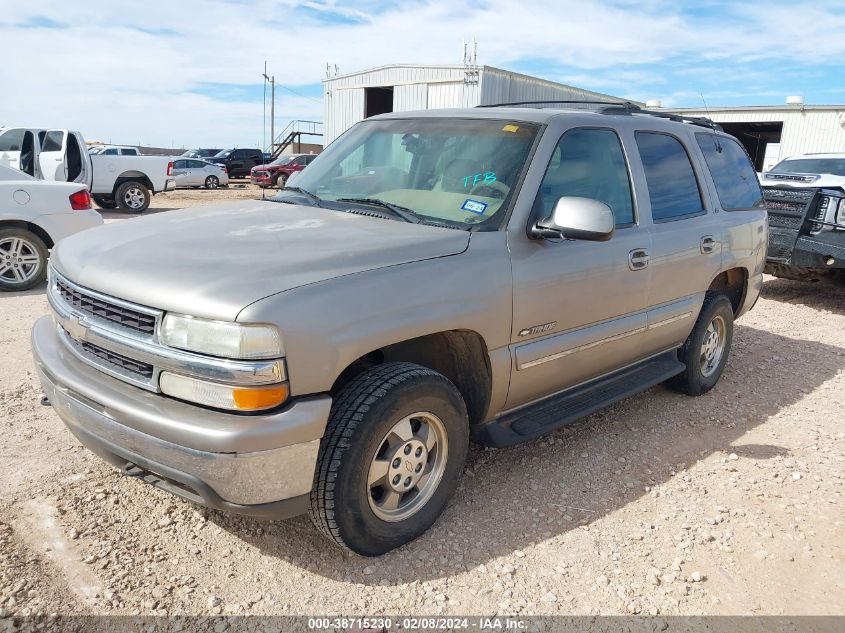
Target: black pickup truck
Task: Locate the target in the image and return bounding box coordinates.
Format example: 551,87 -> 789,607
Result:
763,185 -> 845,283
208,148 -> 265,178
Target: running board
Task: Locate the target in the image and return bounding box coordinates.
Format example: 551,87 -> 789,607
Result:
473,351 -> 685,447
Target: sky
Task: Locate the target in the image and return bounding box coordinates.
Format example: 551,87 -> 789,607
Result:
2,0 -> 844,149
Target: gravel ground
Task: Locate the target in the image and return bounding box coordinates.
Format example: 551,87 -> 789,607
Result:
1,187 -> 843,619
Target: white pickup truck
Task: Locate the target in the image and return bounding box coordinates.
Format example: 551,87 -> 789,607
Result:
0,127 -> 176,212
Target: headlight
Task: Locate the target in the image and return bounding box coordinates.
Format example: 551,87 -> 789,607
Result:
160,314 -> 283,359
837,198 -> 845,228
160,372 -> 289,411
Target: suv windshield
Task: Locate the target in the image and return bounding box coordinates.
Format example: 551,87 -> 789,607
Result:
289,118 -> 540,228
213,150 -> 232,159
270,156 -> 294,166
771,158 -> 845,176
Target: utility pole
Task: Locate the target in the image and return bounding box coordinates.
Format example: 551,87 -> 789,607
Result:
262,68 -> 275,155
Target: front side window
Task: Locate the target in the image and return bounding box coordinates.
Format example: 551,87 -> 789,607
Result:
289,118 -> 540,229
537,128 -> 635,226
0,129 -> 25,152
102,148 -> 118,155
696,134 -> 764,210
42,131 -> 64,153
636,132 -> 704,221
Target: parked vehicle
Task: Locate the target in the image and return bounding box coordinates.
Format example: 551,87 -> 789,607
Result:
760,154 -> 845,283
33,105 -> 766,556
181,149 -> 223,159
171,158 -> 229,189
90,145 -> 140,156
0,127 -> 175,213
208,148 -> 264,178
250,154 -> 317,188
0,165 -> 101,291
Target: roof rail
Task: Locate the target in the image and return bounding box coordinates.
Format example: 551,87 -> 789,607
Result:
477,99 -> 635,108
477,99 -> 722,130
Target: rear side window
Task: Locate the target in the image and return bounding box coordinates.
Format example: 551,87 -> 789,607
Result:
696,134 -> 764,210
538,128 -> 635,226
635,132 -> 704,221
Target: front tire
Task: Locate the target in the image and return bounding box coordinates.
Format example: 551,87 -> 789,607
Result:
275,173 -> 288,189
0,228 -> 48,291
115,181 -> 151,213
309,362 -> 469,556
669,293 -> 734,396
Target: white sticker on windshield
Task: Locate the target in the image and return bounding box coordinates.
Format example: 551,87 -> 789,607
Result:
461,199 -> 488,215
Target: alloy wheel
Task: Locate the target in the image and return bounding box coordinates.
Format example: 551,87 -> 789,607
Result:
699,314 -> 727,378
0,236 -> 41,284
366,412 -> 449,522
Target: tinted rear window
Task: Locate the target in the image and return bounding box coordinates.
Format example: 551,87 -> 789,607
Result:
696,134 -> 764,210
635,132 -> 704,221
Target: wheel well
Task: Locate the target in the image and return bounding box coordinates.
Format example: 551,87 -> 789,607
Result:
330,330 -> 493,426
708,268 -> 747,314
0,220 -> 53,249
113,173 -> 154,196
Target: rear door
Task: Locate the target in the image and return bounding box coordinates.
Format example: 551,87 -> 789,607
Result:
632,130 -> 723,354
171,159 -> 189,185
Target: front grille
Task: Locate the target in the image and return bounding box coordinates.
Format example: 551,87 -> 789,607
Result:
57,279 -> 156,335
77,339 -> 154,379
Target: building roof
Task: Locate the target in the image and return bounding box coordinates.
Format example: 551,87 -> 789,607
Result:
666,104 -> 845,113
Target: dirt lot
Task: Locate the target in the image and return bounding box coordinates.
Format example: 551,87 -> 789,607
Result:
1,185 -> 843,618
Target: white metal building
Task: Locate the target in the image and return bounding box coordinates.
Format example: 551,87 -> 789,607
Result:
663,103 -> 845,172
322,64 -> 633,145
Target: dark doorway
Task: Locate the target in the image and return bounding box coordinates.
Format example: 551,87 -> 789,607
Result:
719,121 -> 783,172
365,87 -> 394,118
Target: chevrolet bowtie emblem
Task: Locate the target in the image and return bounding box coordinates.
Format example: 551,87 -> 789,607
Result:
65,313 -> 89,341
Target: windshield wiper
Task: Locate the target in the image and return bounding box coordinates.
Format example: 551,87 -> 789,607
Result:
276,186 -> 322,206
335,197 -> 423,224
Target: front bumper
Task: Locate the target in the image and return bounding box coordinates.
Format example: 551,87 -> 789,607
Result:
32,315 -> 331,518
250,172 -> 273,185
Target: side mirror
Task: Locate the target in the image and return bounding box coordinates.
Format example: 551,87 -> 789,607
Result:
533,196 -> 615,242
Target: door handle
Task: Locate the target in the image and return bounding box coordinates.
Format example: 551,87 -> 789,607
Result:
628,248 -> 649,271
700,235 -> 717,254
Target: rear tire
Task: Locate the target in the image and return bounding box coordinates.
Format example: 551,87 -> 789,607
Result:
669,293 -> 734,396
204,175 -> 219,189
309,362 -> 469,556
0,228 -> 48,292
92,195 -> 117,209
115,181 -> 151,213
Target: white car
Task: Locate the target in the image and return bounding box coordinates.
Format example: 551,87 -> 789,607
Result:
0,127 -> 175,213
0,165 -> 102,291
89,145 -> 140,156
760,153 -> 845,190
171,158 -> 229,189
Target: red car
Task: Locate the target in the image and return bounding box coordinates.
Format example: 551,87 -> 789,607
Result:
250,153 -> 318,188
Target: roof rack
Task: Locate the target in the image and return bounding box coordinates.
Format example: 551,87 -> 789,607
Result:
477,100 -> 722,130
477,99 -> 633,108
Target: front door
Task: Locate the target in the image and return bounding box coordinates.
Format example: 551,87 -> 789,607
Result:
507,127 -> 652,409
38,130 -> 69,181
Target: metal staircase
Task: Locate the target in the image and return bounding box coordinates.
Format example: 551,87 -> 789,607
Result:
267,120 -> 323,159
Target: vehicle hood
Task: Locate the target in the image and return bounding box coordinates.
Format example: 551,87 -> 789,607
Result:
50,200 -> 470,321
760,172 -> 845,189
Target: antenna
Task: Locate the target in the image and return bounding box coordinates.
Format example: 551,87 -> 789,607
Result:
472,37 -> 478,66
700,92 -> 721,150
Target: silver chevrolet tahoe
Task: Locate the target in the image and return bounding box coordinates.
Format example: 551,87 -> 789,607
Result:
32,104 -> 768,556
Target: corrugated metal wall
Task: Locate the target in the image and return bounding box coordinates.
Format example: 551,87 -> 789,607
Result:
673,108 -> 845,164
479,67 -> 629,106
323,64 -> 631,144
